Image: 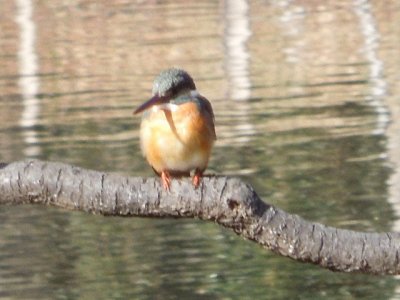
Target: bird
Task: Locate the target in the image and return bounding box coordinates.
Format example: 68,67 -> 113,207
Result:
133,68 -> 216,191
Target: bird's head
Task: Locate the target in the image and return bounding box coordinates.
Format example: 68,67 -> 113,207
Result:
134,68 -> 196,114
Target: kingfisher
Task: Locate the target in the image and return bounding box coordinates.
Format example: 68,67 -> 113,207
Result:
134,68 -> 216,191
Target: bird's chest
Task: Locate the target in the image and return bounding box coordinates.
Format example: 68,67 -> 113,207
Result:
142,102 -> 205,144
140,102 -> 211,171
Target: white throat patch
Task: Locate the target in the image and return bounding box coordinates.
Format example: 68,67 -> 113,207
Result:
152,103 -> 179,112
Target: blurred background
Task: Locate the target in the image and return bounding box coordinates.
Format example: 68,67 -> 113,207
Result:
1,0 -> 400,299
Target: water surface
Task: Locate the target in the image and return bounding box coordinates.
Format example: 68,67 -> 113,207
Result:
1,0 -> 400,299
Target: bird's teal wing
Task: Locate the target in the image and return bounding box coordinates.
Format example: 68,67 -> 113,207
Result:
197,95 -> 216,140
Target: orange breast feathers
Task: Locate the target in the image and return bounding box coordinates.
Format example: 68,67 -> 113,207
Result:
140,101 -> 216,174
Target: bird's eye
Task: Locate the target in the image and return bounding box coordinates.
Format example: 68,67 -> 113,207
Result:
164,90 -> 173,99
170,87 -> 178,96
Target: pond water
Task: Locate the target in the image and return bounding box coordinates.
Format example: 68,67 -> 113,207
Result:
1,0 -> 400,299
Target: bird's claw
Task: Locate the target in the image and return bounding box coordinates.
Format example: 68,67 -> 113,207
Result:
161,171 -> 171,191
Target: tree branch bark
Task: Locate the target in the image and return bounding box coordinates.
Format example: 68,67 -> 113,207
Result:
0,160 -> 399,275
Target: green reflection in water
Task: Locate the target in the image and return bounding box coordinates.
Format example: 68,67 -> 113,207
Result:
0,205 -> 398,300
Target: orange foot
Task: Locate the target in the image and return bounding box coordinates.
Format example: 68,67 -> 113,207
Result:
161,171 -> 171,191
192,169 -> 203,188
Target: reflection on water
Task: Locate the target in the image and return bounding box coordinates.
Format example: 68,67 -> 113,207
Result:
222,0 -> 256,149
1,0 -> 400,299
15,0 -> 41,157
354,0 -> 389,135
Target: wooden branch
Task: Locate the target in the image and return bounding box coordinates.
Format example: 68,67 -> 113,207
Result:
0,160 -> 399,275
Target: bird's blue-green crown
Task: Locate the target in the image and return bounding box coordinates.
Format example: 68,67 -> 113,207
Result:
152,68 -> 196,98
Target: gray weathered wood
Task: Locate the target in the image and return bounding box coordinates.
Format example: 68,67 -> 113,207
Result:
0,160 -> 399,275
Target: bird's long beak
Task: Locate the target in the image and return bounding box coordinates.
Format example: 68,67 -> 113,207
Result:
133,95 -> 165,115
